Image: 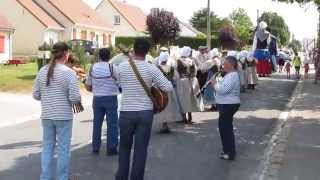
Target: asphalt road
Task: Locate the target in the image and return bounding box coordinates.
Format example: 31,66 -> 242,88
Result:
0,74 -> 297,180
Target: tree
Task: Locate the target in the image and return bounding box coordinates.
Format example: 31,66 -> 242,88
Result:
190,8 -> 223,37
259,12 -> 290,46
229,8 -> 254,48
146,8 -> 181,45
275,0 -> 320,47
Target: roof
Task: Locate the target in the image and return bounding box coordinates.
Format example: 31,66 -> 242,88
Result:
48,0 -> 114,31
16,0 -> 63,30
97,0 -> 147,32
178,20 -> 206,37
0,15 -> 15,31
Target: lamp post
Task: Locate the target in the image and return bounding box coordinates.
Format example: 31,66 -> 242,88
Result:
207,0 -> 211,49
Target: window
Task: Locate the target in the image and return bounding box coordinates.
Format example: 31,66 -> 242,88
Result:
90,32 -> 95,41
0,36 -> 5,53
81,30 -> 87,40
114,15 -> 120,25
103,34 -> 107,46
72,29 -> 77,39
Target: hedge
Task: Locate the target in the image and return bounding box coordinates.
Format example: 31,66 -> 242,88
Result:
115,36 -> 220,49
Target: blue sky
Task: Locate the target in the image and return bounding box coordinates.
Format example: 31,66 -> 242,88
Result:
85,0 -> 318,40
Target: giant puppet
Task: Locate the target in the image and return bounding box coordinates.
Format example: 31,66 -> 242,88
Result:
252,21 -> 272,77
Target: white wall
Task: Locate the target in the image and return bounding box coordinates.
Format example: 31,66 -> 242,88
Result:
0,0 -> 47,56
96,0 -> 139,37
0,31 -> 12,63
44,30 -> 61,45
179,23 -> 198,37
73,25 -> 115,47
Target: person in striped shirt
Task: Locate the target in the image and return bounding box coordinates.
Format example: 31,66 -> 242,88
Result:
211,56 -> 241,161
115,38 -> 173,180
85,48 -> 119,156
32,42 -> 82,180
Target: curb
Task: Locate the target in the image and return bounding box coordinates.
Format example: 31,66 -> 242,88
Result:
256,79 -> 303,180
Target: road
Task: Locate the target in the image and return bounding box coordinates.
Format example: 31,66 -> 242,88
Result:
0,74 -> 297,180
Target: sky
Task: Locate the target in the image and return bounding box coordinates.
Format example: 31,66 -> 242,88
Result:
85,0 -> 319,41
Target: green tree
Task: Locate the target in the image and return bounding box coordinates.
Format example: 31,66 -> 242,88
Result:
259,12 -> 290,46
275,0 -> 320,47
190,8 -> 223,37
229,8 -> 254,48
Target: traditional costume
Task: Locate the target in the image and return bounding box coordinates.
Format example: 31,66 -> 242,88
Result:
154,52 -> 182,132
246,53 -> 258,89
175,46 -> 201,122
202,49 -> 221,109
239,51 -> 248,92
195,46 -> 210,89
253,21 -> 272,77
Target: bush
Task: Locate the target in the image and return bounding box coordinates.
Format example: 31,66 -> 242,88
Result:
116,36 -> 220,49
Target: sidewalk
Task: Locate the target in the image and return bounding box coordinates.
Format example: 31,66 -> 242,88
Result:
277,78 -> 320,180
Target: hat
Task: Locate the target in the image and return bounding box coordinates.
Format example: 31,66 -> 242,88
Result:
227,50 -> 239,59
198,46 -> 208,50
160,47 -> 169,51
180,46 -> 192,58
158,52 -> 170,65
209,48 -> 220,59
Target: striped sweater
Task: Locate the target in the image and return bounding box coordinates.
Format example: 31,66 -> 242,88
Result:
116,59 -> 173,111
32,64 -> 81,120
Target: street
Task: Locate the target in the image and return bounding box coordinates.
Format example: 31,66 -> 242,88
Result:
0,73 -> 297,180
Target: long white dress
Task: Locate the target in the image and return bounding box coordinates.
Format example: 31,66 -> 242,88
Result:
154,65 -> 182,123
246,60 -> 258,85
175,58 -> 201,113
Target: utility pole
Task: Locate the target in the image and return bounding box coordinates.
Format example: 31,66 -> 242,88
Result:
207,0 -> 211,49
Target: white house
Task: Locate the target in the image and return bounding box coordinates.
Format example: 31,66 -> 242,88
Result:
95,0 -> 147,37
0,15 -> 15,63
178,20 -> 206,37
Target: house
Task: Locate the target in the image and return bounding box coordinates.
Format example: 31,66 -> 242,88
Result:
0,15 -> 15,63
0,0 -> 115,56
34,0 -> 115,48
95,0 -> 147,36
0,0 -> 64,56
178,20 -> 206,37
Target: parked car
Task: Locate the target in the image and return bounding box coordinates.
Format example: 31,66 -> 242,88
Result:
68,40 -> 97,55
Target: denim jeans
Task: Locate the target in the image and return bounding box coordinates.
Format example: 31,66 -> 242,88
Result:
116,110 -> 154,180
92,96 -> 119,152
217,104 -> 240,157
40,119 -> 73,180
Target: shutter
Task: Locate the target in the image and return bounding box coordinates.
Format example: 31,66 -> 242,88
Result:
0,36 -> 5,53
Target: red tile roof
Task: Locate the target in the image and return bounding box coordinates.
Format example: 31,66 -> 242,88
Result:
48,0 -> 114,31
16,0 -> 63,30
101,0 -> 147,32
0,15 -> 14,31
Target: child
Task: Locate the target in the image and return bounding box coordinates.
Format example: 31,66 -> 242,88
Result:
285,61 -> 291,79
293,53 -> 302,79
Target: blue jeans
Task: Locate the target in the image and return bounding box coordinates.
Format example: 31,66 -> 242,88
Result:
92,96 -> 119,152
116,110 -> 153,180
40,119 -> 73,180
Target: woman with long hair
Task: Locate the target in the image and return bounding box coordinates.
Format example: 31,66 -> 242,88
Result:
33,42 -> 82,180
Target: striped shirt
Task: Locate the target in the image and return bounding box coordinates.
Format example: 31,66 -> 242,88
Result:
214,71 -> 241,104
85,62 -> 119,97
32,64 -> 81,120
116,59 -> 173,111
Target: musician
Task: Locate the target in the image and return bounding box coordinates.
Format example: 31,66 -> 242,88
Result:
154,52 -> 182,133
175,46 -> 201,123
210,56 -> 241,161
85,48 -> 119,156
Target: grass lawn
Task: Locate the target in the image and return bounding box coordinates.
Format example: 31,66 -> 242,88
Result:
0,63 -> 37,93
